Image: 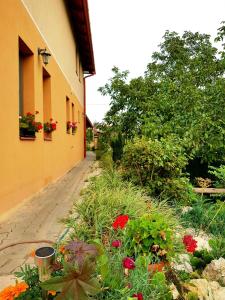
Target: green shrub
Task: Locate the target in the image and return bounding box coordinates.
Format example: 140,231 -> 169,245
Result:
124,213 -> 178,262
121,136 -> 190,202
209,165 -> 225,187
67,171 -> 149,242
182,199 -> 225,237
110,132 -> 124,162
99,149 -> 113,170
190,250 -> 213,271
209,237 -> 225,259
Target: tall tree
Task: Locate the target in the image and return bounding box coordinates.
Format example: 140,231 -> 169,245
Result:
99,26 -> 225,164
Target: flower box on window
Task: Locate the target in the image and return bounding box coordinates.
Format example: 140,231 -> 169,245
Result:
19,111 -> 42,140
67,121 -> 77,134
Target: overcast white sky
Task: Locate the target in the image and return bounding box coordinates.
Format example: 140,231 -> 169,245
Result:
86,0 -> 225,123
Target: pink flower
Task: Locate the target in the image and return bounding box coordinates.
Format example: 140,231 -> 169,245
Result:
112,215 -> 129,230
122,257 -> 135,270
111,240 -> 122,248
132,293 -> 143,300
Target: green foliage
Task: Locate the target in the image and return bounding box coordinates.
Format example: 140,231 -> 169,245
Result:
190,250 -> 213,271
14,265 -> 42,299
99,27 -> 225,165
182,199 -> 225,237
149,272 -> 172,300
121,136 -> 190,202
110,132 -> 124,162
99,149 -> 113,171
96,250 -> 172,300
187,291 -> 199,300
41,260 -> 100,300
66,170 -> 148,242
209,237 -> 225,259
86,128 -> 93,145
209,165 -> 225,187
124,213 -> 176,262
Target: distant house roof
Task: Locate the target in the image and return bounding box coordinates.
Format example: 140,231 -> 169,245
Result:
66,0 -> 95,74
86,115 -> 93,128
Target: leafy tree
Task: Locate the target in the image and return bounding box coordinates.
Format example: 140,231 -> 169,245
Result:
86,128 -> 93,146
99,25 -> 225,165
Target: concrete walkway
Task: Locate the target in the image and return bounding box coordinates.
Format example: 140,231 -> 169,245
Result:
0,152 -> 95,285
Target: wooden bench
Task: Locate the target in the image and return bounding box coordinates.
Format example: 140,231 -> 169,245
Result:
193,188 -> 225,194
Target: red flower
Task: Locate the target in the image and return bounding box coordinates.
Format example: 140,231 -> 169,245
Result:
50,118 -> 53,121
183,235 -> 197,253
51,123 -> 57,130
111,240 -> 122,248
123,257 -> 135,270
37,124 -> 43,130
112,215 -> 129,230
132,293 -> 143,300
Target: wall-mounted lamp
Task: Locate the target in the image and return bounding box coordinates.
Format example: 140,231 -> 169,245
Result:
38,48 -> 51,65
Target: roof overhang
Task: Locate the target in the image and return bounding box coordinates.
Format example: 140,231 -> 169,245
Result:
65,0 -> 95,74
86,115 -> 93,128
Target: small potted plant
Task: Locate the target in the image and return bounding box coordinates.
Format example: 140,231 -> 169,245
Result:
67,121 -> 77,134
19,111 -> 42,139
44,118 -> 58,139
71,121 -> 77,134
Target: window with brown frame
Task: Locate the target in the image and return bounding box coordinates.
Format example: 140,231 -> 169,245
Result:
19,37 -> 35,139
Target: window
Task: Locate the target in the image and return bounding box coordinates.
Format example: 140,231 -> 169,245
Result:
66,97 -> 70,133
19,38 -> 35,139
43,68 -> 52,140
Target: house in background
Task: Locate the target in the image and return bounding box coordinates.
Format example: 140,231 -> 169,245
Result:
0,0 -> 95,216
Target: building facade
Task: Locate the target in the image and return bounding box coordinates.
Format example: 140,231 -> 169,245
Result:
0,0 -> 95,216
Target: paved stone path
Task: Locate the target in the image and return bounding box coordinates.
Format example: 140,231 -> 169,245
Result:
0,152 -> 95,287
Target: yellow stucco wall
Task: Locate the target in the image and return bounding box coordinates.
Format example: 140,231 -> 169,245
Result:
0,0 -> 85,215
21,0 -> 84,105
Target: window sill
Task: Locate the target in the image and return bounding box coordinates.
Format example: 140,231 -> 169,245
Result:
20,136 -> 36,141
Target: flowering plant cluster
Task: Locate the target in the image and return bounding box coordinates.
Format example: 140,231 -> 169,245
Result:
66,121 -> 78,134
19,111 -> 42,137
111,215 -> 142,298
183,235 -> 197,253
123,213 -> 174,262
44,118 -> 58,133
0,282 -> 28,300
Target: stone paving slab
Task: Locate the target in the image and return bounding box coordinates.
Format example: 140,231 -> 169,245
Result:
0,152 -> 95,287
